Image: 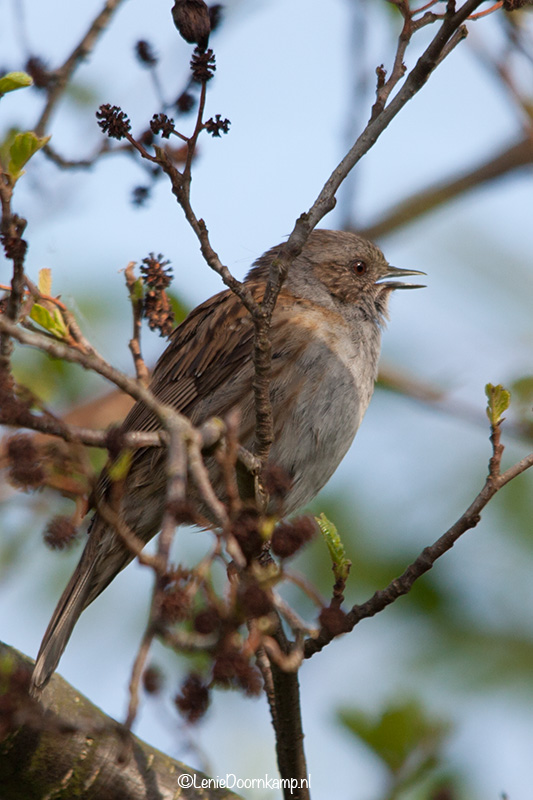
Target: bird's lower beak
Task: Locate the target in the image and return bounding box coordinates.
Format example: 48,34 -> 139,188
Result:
377,265 -> 426,290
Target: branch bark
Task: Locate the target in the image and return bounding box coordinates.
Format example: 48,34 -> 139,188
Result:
0,641 -> 242,800
35,0 -> 127,137
305,447 -> 533,658
359,135 -> 533,240
268,642 -> 309,800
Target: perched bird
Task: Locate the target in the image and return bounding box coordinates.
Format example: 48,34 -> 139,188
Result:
30,229 -> 424,693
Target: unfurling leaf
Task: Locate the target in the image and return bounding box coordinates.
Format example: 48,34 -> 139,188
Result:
485,383 -> 511,427
315,512 -> 351,582
0,72 -> 33,96
30,303 -> 68,340
8,131 -> 51,182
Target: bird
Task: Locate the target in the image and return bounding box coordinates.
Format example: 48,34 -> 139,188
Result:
30,229 -> 424,693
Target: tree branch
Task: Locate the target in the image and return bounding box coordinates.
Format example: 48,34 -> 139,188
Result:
124,262 -> 150,384
0,641 -> 242,800
305,445 -> 533,659
263,624 -> 309,800
290,0 -> 486,245
0,315 -> 190,433
359,135 -> 533,239
246,0 -> 487,462
35,0 -> 127,137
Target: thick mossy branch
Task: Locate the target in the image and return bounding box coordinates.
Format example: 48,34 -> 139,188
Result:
0,642 -> 242,800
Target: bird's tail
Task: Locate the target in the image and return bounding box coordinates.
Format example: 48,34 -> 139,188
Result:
30,545 -> 95,695
30,518 -> 133,695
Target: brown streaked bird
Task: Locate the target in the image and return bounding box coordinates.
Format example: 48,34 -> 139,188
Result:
30,229 -> 424,693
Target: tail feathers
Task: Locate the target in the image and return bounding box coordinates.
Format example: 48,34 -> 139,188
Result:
30,552 -> 95,696
30,514 -> 142,695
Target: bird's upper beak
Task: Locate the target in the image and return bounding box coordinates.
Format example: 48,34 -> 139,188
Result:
377,265 -> 426,290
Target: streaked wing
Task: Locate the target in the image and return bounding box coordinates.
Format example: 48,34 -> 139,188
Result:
122,288 -> 256,434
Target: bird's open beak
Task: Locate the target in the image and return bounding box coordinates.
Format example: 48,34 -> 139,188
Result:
377,265 -> 426,290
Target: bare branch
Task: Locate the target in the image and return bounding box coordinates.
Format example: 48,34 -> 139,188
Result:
293,0 -> 487,241
0,314 -> 188,429
124,262 -> 150,384
359,135 -> 533,239
304,445 -> 533,659
0,405 -> 166,449
248,0 -> 488,464
0,184 -> 28,360
266,623 -> 309,800
124,625 -> 156,732
0,641 -> 243,800
35,0 -> 127,137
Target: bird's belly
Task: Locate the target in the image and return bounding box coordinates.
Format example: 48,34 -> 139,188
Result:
267,340 -> 374,515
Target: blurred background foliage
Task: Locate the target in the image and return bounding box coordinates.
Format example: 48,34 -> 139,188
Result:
2,1 -> 533,799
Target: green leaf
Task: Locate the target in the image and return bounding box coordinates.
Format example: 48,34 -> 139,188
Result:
29,303 -> 68,340
38,268 -> 53,297
339,699 -> 449,778
315,512 -> 351,582
107,449 -> 133,482
485,383 -> 511,427
0,128 -> 20,170
7,131 -> 51,182
0,72 -> 33,96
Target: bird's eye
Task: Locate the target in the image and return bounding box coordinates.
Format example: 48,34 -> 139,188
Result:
352,260 -> 367,275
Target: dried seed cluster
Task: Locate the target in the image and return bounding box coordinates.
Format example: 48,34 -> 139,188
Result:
150,113 -> 175,139
139,253 -> 175,336
96,104 -> 131,140
204,115 -> 230,137
43,515 -> 78,550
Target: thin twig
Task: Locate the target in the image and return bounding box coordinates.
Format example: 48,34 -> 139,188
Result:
292,0 -> 486,240
0,315 -> 188,429
255,645 -> 277,723
262,636 -> 305,673
466,0 -> 503,19
245,0 -> 488,465
124,624 -> 156,730
283,569 -> 327,609
0,403 -> 166,450
124,421 -> 189,732
272,594 -> 318,639
94,497 -> 166,572
188,429 -> 229,528
160,627 -> 218,652
412,0 -> 442,12
371,5 -> 411,118
124,262 -> 150,384
304,445 -> 533,659
217,410 -> 242,516
184,79 -> 208,179
0,179 -> 27,359
152,147 -> 257,311
42,140 -> 124,169
35,0 -> 127,137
